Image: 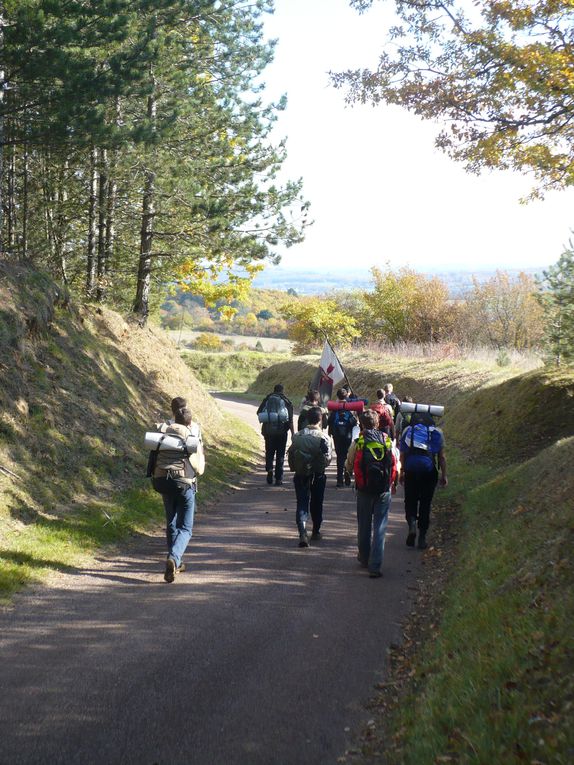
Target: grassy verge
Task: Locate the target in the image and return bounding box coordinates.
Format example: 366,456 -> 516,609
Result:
182,349 -> 287,391
0,417 -> 260,605
354,437 -> 573,765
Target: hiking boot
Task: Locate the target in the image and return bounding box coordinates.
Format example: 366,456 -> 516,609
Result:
164,557 -> 176,583
357,554 -> 368,568
418,534 -> 428,550
406,520 -> 417,547
177,562 -> 186,573
275,478 -> 283,486
310,530 -> 322,541
369,570 -> 383,578
266,471 -> 273,484
298,531 -> 310,548
344,471 -> 351,487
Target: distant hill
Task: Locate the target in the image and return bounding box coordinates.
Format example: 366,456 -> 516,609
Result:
252,266 -> 544,297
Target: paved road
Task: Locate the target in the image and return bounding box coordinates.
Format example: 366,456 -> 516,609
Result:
0,397 -> 423,765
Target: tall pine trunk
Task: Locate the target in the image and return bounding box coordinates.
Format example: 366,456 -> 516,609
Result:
86,147 -> 98,297
133,71 -> 157,324
21,142 -> 29,260
96,149 -> 108,302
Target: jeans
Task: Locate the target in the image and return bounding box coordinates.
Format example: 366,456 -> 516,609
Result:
356,490 -> 391,574
333,433 -> 353,482
294,473 -> 327,534
403,468 -> 438,534
161,483 -> 196,568
264,432 -> 288,480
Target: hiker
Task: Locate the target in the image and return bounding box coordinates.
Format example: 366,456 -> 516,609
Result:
399,410 -> 447,550
151,405 -> 205,583
298,388 -> 328,431
345,409 -> 397,578
395,395 -> 414,443
257,384 -> 294,486
384,383 -> 401,421
370,390 -> 396,440
328,388 -> 358,487
287,406 -> 332,547
155,396 -> 187,431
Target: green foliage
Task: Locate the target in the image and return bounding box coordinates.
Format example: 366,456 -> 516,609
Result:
362,266 -> 456,344
183,350 -> 286,391
538,243 -> 574,366
1,1 -> 310,323
461,271 -> 544,350
281,297 -> 359,354
336,0 -> 574,196
192,333 -> 223,352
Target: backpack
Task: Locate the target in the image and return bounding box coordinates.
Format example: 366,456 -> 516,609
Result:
353,432 -> 392,494
385,393 -> 401,420
403,422 -> 437,471
259,393 -> 289,433
334,408 -> 354,435
288,431 -> 329,476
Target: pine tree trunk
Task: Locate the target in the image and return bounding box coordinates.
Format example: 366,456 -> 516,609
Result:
0,11 -> 5,252
21,143 -> 29,260
133,72 -> 157,324
7,137 -> 16,255
96,149 -> 108,302
86,147 -> 98,297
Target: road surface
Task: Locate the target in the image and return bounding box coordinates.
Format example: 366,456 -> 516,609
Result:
0,396 -> 423,765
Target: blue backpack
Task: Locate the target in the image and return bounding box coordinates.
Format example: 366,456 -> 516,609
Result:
334,409 -> 354,435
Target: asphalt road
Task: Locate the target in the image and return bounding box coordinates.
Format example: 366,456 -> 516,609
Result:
0,397 -> 423,765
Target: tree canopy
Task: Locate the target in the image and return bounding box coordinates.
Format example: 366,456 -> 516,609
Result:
333,0 -> 574,196
0,0 -> 309,322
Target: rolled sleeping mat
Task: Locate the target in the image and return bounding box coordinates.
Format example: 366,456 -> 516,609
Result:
327,400 -> 365,413
400,402 -> 445,417
257,411 -> 289,423
144,431 -> 200,453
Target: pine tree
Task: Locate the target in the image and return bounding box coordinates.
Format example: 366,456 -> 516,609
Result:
539,245 -> 574,366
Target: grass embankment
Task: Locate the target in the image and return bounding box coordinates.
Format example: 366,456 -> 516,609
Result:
0,263 -> 260,603
253,354 -> 574,764
182,349 -> 286,391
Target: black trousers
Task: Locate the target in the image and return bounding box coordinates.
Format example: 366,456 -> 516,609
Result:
403,468 -> 438,534
333,433 -> 353,482
264,432 -> 288,479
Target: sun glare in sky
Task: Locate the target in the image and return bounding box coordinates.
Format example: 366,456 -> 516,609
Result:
263,0 -> 574,274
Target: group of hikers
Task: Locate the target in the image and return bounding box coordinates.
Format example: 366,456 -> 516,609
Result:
146,382 -> 447,583
256,382 -> 447,578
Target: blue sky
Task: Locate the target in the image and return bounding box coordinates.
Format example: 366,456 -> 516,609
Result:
261,0 -> 574,274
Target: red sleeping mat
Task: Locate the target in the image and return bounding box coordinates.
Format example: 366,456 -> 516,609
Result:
326,400 -> 365,413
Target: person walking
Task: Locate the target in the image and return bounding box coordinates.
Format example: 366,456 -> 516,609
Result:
257,384 -> 294,486
287,407 -> 331,547
328,387 -> 358,487
370,390 -> 396,440
345,410 -> 397,578
399,411 -> 447,550
151,405 -> 205,583
298,388 -> 328,431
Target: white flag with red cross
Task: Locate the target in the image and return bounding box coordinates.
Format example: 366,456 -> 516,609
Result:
311,340 -> 345,405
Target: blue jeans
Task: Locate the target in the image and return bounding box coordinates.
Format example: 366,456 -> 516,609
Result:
356,490 -> 391,574
294,473 -> 326,534
161,483 -> 196,568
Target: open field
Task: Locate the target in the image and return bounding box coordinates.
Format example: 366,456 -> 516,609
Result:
166,329 -> 292,353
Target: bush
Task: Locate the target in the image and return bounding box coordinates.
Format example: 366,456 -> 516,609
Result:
192,333 -> 223,351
